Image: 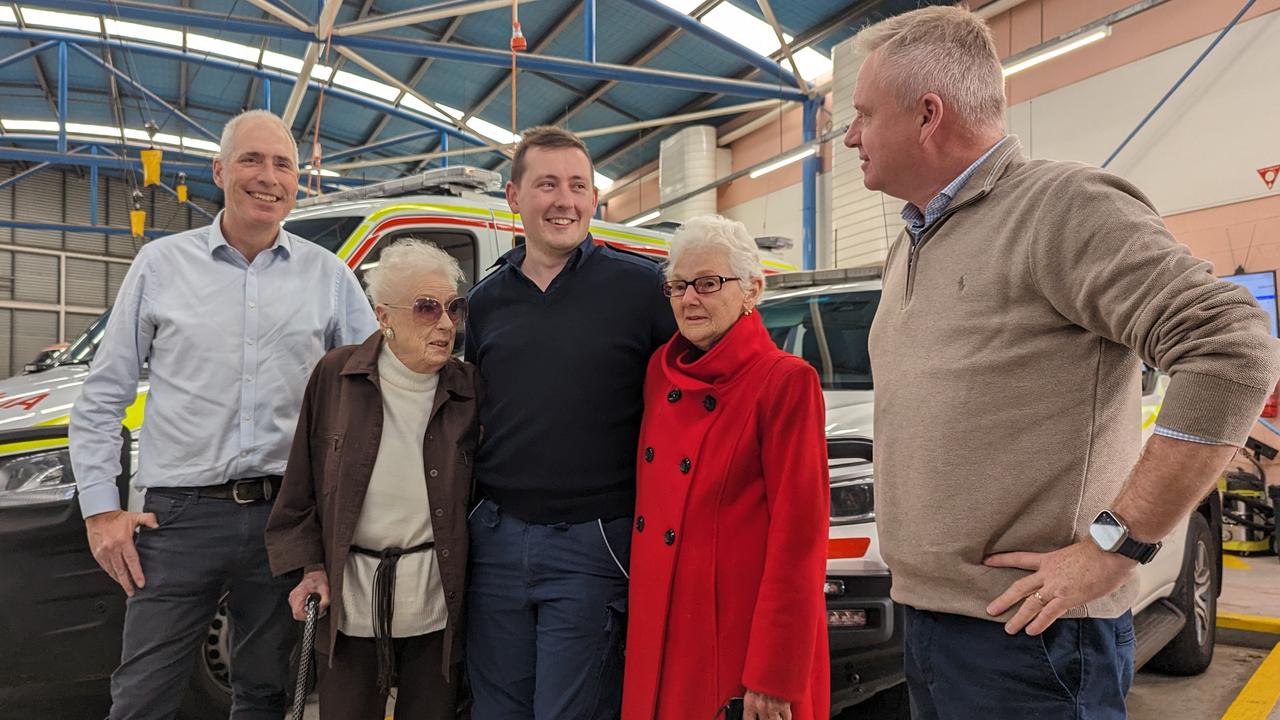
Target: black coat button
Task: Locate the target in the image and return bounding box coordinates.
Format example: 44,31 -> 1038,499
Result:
434,508 -> 444,517
636,516 -> 645,532
664,529 -> 676,545
644,447 -> 654,462
667,388 -> 682,402
703,395 -> 716,411
679,457 -> 692,474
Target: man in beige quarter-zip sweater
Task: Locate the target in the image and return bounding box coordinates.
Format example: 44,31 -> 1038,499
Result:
846,6 -> 1280,719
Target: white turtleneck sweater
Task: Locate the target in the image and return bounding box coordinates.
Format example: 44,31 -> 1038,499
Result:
339,343 -> 448,638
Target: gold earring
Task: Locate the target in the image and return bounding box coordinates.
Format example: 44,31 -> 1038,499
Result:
743,306 -> 754,316
382,326 -> 395,340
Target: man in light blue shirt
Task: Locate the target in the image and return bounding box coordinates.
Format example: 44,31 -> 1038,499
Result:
69,109 -> 376,720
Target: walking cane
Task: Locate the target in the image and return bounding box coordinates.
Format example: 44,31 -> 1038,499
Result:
290,593 -> 321,720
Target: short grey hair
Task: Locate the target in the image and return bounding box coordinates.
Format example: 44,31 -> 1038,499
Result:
854,5 -> 1005,133
666,215 -> 763,290
363,238 -> 467,305
217,109 -> 298,163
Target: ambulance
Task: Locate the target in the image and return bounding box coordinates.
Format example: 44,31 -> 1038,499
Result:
0,166 -> 799,716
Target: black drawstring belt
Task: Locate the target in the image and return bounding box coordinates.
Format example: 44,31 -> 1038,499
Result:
349,540 -> 434,694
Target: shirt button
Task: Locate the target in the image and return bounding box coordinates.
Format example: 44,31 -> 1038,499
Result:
241,415 -> 250,422
429,469 -> 439,478
447,591 -> 457,600
434,508 -> 444,517
245,376 -> 253,383
246,339 -> 254,346
667,389 -> 682,403
643,447 -> 654,463
248,302 -> 256,309
679,458 -> 692,474
635,516 -> 645,532
664,529 -> 676,546
703,395 -> 717,412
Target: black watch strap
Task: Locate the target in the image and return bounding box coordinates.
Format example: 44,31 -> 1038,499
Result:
1116,535 -> 1162,564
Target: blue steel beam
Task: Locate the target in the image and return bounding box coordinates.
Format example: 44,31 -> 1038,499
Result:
0,40 -> 57,73
0,26 -> 495,150
801,99 -> 819,270
68,42 -> 219,142
321,129 -> 437,164
0,145 -> 211,173
616,0 -> 797,87
40,0 -> 805,101
0,219 -> 168,238
584,0 -> 596,63
57,42 -> 68,153
89,145 -> 98,225
263,78 -> 272,111
440,134 -> 448,168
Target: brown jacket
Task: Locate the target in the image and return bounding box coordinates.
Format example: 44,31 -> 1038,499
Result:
869,136 -> 1280,621
265,331 -> 481,667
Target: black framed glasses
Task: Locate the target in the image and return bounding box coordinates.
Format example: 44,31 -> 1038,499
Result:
662,275 -> 740,298
383,296 -> 468,325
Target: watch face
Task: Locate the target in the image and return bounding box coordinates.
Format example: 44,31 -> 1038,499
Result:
1090,511 -> 1126,552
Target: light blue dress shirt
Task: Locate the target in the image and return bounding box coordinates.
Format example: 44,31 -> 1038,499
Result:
69,212 -> 378,517
900,139 -> 1220,446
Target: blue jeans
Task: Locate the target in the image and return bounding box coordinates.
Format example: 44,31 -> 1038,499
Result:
904,606 -> 1135,720
465,499 -> 631,720
108,490 -> 298,720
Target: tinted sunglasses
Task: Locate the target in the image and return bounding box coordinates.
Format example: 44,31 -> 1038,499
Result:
383,296 -> 468,325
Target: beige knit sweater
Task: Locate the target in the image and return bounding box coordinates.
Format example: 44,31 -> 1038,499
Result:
868,136 -> 1280,621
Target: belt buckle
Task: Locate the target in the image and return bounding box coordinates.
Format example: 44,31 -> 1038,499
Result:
231,479 -> 258,505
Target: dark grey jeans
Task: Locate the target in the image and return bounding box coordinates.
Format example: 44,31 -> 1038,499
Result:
108,489 -> 298,720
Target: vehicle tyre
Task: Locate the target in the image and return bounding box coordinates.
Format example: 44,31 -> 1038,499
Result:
177,594 -> 233,720
1147,513 -> 1217,675
177,593 -> 313,719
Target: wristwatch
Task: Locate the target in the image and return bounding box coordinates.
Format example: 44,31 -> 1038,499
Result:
1089,510 -> 1162,564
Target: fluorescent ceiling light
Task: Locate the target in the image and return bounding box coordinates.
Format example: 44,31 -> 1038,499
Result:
400,94 -> 451,121
2,119 -> 60,132
184,138 -> 221,153
262,49 -> 305,74
308,168 -> 341,177
187,32 -> 261,62
1003,27 -> 1111,77
333,70 -> 400,102
749,147 -> 816,179
20,7 -> 99,32
625,210 -> 660,227
0,7 -> 15,23
65,122 -> 121,137
105,18 -> 182,46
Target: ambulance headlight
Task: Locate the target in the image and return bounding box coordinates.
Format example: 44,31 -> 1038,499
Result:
829,457 -> 874,525
0,449 -> 77,508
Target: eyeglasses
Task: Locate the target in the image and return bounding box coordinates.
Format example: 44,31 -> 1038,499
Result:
382,296 -> 468,325
661,275 -> 740,298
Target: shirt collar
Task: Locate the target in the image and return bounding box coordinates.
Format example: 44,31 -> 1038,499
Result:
206,210 -> 293,259
901,136 -> 1007,238
493,232 -> 598,272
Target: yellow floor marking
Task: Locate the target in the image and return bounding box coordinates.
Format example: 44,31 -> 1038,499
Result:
1221,640 -> 1280,720
1223,554 -> 1253,571
1218,612 -> 1280,634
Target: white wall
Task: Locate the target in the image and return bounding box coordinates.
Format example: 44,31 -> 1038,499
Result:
720,172 -> 832,270
1008,10 -> 1280,214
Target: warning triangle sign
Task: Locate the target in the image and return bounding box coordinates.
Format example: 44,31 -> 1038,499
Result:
1261,164 -> 1280,190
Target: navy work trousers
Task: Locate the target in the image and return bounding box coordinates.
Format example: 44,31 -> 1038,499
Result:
904,606 -> 1135,720
465,499 -> 631,720
108,489 -> 297,720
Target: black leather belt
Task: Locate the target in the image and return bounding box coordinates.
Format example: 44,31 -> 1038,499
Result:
349,541 -> 435,693
194,476 -> 283,504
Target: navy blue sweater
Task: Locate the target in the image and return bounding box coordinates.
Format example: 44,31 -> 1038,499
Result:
464,236 -> 677,523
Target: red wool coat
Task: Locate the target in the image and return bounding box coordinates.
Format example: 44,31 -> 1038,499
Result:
621,311 -> 830,720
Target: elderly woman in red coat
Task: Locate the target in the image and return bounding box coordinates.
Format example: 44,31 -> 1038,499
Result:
622,215 -> 830,720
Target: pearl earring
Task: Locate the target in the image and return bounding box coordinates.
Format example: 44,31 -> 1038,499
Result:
383,326 -> 396,340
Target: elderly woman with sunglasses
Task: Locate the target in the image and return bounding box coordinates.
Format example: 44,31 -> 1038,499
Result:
621,216 -> 830,720
266,238 -> 479,720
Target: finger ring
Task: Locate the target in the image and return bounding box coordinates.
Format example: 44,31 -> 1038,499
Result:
1033,590 -> 1046,604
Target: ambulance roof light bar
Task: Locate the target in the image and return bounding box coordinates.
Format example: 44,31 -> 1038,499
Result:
765,266 -> 883,290
296,166 -> 503,208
